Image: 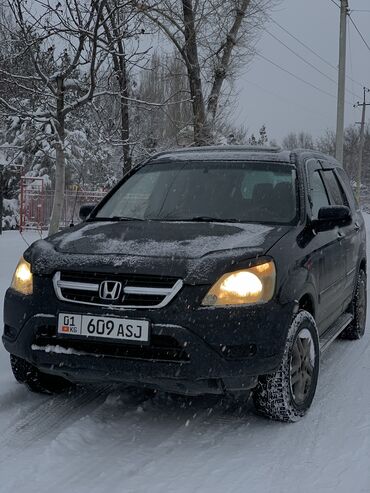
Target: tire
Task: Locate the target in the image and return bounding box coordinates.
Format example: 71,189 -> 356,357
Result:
340,269 -> 367,340
252,310 -> 320,423
10,354 -> 72,394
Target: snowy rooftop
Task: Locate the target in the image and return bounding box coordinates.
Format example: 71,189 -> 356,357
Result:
149,146 -> 342,168
150,146 -> 294,165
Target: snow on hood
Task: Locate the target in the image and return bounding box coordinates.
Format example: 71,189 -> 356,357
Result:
26,221 -> 290,282
53,221 -> 273,258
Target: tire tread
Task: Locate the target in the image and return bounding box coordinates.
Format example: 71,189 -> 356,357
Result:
253,310 -> 319,423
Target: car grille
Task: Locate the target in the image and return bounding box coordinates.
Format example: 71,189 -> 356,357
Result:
34,327 -> 190,363
53,271 -> 183,309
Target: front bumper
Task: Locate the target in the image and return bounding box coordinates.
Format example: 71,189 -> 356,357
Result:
3,277 -> 295,395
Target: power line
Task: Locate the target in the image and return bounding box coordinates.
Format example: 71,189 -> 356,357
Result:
243,78 -> 332,124
348,13 -> 370,52
271,19 -> 337,70
270,18 -> 363,89
347,16 -> 357,120
257,53 -> 340,101
328,0 -> 340,8
327,3 -> 370,59
265,28 -> 360,99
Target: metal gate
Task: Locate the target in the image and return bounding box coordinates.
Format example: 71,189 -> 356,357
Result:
20,177 -> 45,232
20,177 -> 106,232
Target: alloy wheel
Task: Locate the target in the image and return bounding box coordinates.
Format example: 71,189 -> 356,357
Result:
289,328 -> 316,406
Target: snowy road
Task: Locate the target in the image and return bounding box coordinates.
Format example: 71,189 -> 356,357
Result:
1,226 -> 370,493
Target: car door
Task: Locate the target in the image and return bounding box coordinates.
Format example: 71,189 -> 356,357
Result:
321,164 -> 363,310
306,159 -> 347,331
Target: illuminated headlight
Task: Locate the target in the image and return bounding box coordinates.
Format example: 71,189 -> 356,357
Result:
11,257 -> 33,295
202,260 -> 276,307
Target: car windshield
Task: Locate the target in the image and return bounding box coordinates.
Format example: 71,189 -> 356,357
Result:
94,161 -> 298,224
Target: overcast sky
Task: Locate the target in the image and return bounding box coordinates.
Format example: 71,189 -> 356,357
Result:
235,0 -> 370,143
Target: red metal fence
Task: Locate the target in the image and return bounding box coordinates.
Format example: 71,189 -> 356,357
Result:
20,177 -> 45,232
20,177 -> 106,232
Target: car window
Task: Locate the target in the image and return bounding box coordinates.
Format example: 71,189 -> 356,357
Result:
96,161 -> 298,224
321,170 -> 348,206
336,167 -> 357,210
310,170 -> 330,219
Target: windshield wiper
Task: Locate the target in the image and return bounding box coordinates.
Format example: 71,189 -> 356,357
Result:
88,216 -> 144,222
163,216 -> 241,223
112,216 -> 145,221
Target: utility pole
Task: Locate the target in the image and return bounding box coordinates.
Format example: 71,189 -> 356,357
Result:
354,87 -> 370,203
335,0 -> 349,165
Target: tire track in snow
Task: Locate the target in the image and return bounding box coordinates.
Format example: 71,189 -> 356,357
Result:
0,384 -> 112,460
10,390 -> 169,492
11,393 -> 246,493
263,330 -> 370,493
0,387 -> 162,492
52,395 -> 213,489
0,385 -> 41,415
117,399 -> 261,493
50,395 -> 254,493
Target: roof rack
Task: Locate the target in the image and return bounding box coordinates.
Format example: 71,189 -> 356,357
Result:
152,145 -> 282,159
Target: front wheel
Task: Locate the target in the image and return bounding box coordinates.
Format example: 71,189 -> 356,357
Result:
10,355 -> 72,394
252,310 -> 320,423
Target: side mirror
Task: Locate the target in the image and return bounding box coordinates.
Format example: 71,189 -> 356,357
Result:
313,205 -> 351,230
79,204 -> 95,221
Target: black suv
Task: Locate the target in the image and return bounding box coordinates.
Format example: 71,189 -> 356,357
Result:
3,147 -> 367,422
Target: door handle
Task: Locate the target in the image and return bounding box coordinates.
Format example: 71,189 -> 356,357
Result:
354,223 -> 361,232
337,231 -> 345,239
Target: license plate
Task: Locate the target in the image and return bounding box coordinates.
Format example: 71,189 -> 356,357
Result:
57,313 -> 149,343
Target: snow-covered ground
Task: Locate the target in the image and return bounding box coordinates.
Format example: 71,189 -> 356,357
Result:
1,224 -> 370,493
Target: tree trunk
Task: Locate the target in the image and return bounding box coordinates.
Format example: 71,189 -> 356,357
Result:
102,2 -> 132,175
117,46 -> 131,174
207,0 -> 250,121
181,0 -> 208,145
48,77 -> 65,236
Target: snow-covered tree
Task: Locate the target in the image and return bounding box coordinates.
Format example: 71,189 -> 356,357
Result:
282,131 -> 314,150
0,0 -> 111,234
258,125 -> 268,145
249,134 -> 257,146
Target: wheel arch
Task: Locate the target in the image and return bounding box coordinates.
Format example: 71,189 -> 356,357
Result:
298,293 -> 316,319
359,257 -> 367,274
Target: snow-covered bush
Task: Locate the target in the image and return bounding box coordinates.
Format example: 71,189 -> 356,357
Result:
2,198 -> 19,230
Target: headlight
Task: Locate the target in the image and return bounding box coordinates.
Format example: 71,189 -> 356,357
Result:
11,257 -> 33,295
202,260 -> 276,307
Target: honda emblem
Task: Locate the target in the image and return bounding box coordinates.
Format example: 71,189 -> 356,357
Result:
99,281 -> 122,301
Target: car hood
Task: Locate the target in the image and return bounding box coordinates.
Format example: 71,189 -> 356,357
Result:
26,221 -> 291,283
